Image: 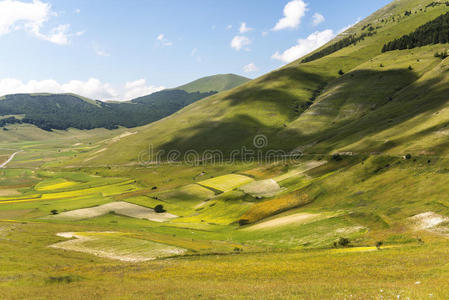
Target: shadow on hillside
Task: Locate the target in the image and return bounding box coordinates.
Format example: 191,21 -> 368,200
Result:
155,65 -> 449,158
222,67 -> 332,108
282,66 -> 449,154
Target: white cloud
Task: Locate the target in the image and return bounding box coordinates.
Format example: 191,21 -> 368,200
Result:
226,25 -> 232,30
243,63 -> 258,73
156,33 -> 173,47
0,78 -> 165,101
93,44 -> 110,57
74,8 -> 80,14
124,79 -> 165,100
239,22 -> 253,33
75,30 -> 85,36
312,13 -> 325,26
272,29 -> 335,63
273,0 -> 307,31
231,35 -> 251,51
0,0 -> 71,45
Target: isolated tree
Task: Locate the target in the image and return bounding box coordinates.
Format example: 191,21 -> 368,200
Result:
338,69 -> 345,76
337,237 -> 350,247
154,204 -> 166,213
50,209 -> 59,215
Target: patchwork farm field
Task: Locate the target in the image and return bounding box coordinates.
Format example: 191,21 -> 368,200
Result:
2,136 -> 449,299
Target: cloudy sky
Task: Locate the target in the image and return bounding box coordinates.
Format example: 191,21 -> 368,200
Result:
0,0 -> 390,101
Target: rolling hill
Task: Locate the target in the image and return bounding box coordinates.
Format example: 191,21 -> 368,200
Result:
0,74 -> 248,131
176,73 -> 250,93
78,0 -> 449,165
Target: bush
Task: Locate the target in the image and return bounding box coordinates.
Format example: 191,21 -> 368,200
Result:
337,237 -> 350,247
338,69 -> 345,75
154,204 -> 166,213
376,241 -> 384,249
405,154 -> 412,160
239,219 -> 250,226
50,209 -> 59,215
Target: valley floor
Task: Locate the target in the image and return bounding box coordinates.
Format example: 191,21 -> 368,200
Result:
1,132 -> 449,299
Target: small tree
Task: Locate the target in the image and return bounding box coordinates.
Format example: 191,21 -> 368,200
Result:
408,65 -> 413,70
376,241 -> 383,250
338,69 -> 345,76
154,204 -> 166,213
50,209 -> 59,215
337,237 -> 350,247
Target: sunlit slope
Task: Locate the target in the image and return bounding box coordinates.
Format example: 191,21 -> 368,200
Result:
176,74 -> 250,93
74,0 -> 449,165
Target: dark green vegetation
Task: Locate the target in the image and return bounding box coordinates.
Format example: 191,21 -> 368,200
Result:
0,91 -> 212,130
0,74 -> 248,131
302,30 -> 378,63
176,73 -> 250,93
382,11 -> 449,52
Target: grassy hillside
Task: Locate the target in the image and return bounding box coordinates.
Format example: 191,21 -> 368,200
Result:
176,73 -> 250,93
78,0 -> 449,165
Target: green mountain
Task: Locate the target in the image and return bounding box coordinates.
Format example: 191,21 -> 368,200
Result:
0,91 -> 214,131
81,0 -> 449,165
176,73 -> 250,93
0,74 -> 247,131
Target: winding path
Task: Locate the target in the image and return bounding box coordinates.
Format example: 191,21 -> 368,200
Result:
0,151 -> 22,168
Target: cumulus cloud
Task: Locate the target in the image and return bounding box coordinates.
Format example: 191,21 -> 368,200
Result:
0,78 -> 165,101
312,13 -> 325,26
0,0 -> 71,45
239,22 -> 253,33
272,29 -> 335,63
156,33 -> 173,47
273,0 -> 307,31
243,63 -> 258,73
123,79 -> 165,100
231,35 -> 251,51
74,8 -> 80,14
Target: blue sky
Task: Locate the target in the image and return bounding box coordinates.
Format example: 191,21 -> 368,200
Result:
0,0 -> 391,100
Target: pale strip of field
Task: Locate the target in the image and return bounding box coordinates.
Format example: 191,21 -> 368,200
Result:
239,179 -> 282,198
0,189 -> 20,196
198,174 -> 254,192
408,212 -> 449,230
243,212 -> 338,231
50,232 -> 186,262
273,160 -> 327,182
50,201 -> 177,222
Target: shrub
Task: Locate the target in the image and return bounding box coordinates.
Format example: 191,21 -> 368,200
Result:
154,204 -> 166,213
408,65 -> 413,70
337,237 -> 350,247
338,69 -> 345,75
376,241 -> 384,249
238,219 -> 250,226
405,154 -> 412,160
50,209 -> 59,215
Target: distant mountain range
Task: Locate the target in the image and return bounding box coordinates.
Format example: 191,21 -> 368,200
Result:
0,74 -> 249,131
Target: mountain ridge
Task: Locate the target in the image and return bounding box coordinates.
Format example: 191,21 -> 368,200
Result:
73,0 -> 449,165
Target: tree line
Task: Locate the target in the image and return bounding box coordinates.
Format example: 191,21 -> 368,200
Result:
382,12 -> 449,52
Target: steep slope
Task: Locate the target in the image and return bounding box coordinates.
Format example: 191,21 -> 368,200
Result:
71,0 -> 449,165
176,74 -> 250,93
